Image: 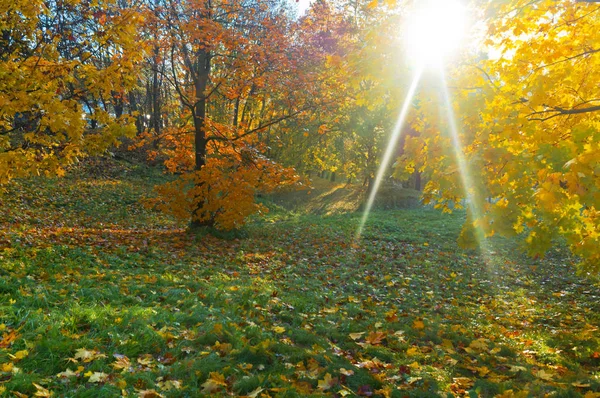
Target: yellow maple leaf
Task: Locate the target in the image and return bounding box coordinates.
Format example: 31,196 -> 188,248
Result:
406,347 -> 419,356
112,354 -> 131,371
88,372 -> 109,383
272,326 -> 286,334
33,383 -> 53,397
317,373 -> 336,391
413,320 -> 425,330
201,372 -> 227,394
137,354 -> 154,366
56,368 -> 79,378
74,348 -> 106,363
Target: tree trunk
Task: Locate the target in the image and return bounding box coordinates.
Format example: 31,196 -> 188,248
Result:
414,171 -> 421,191
190,49 -> 211,228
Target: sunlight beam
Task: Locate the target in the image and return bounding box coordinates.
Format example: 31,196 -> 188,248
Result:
439,69 -> 494,263
355,68 -> 423,240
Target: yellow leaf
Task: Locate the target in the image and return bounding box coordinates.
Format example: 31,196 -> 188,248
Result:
137,354 -> 154,366
112,354 -> 131,371
469,338 -> 488,351
452,377 -> 474,389
412,320 -> 425,330
1,362 -> 14,372
88,372 -> 109,383
406,347 -> 419,356
367,0 -> 378,9
349,332 -> 365,340
317,373 -> 336,391
9,350 -> 29,361
74,348 -> 106,363
572,382 -> 590,388
201,372 -> 227,394
245,387 -> 264,398
409,361 -> 420,370
272,326 -> 286,334
138,390 -> 164,398
56,368 -> 79,378
33,383 -> 53,397
534,369 -> 554,381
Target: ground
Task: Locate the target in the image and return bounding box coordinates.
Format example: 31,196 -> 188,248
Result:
0,159 -> 599,397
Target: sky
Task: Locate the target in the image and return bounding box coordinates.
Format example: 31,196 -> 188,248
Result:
296,0 -> 312,15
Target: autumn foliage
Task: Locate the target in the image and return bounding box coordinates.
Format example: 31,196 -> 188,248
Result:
2,0 -> 600,270
0,0 -> 143,183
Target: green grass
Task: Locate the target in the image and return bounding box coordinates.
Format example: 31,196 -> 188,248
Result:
0,160 -> 599,397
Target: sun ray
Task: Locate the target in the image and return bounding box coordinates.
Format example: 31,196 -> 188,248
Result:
439,69 -> 495,266
355,68 -> 423,240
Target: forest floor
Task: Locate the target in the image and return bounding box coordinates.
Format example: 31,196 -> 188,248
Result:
0,159 -> 599,397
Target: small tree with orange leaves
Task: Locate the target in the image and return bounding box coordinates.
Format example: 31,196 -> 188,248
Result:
139,0 -> 311,229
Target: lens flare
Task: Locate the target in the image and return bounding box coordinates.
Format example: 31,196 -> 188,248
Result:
355,68 -> 423,240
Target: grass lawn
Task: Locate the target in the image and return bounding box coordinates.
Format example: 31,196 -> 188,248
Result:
0,161 -> 599,397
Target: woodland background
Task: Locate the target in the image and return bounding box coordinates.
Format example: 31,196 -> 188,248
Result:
1,0 -> 600,396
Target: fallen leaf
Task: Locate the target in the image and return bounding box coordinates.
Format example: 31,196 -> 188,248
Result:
534,369 -> 554,381
88,372 -> 109,383
412,320 -> 425,330
9,350 -> 29,361
340,368 -> 354,376
272,326 -> 286,334
138,390 -> 163,398
317,373 -> 336,391
201,372 -> 227,394
112,354 -> 132,372
245,387 -> 264,398
74,348 -> 106,363
365,331 -> 386,345
33,383 -> 52,397
406,347 -> 419,356
56,368 -> 79,378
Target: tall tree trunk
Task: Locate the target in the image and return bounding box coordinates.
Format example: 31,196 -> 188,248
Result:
191,49 -> 211,227
151,47 -> 161,138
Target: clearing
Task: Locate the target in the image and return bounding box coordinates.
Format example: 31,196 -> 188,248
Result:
0,160 -> 599,397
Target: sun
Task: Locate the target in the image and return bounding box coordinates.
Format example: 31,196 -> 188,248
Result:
404,0 -> 467,66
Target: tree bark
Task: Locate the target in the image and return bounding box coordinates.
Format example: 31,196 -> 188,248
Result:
414,171 -> 421,191
190,49 -> 211,228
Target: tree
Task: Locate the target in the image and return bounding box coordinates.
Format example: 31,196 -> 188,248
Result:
141,0 -> 316,229
0,0 -> 143,184
399,0 -> 600,273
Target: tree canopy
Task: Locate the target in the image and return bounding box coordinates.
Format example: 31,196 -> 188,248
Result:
2,0 -> 599,272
